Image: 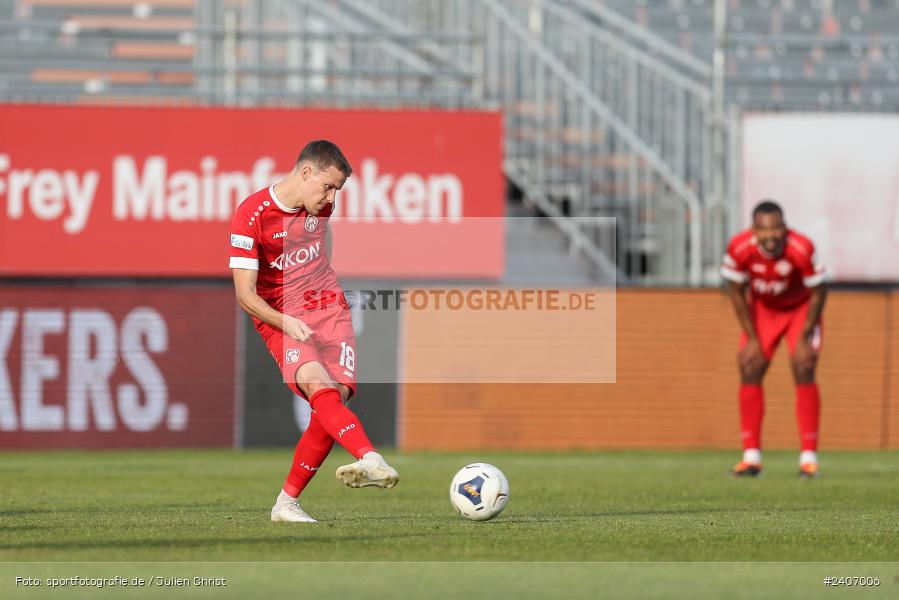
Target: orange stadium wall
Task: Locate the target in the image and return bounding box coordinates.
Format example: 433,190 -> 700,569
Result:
398,289 -> 898,451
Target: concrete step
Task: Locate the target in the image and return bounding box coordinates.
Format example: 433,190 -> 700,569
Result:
503,201 -> 604,285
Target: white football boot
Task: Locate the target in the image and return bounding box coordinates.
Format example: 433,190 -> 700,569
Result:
335,451 -> 399,489
271,498 -> 317,523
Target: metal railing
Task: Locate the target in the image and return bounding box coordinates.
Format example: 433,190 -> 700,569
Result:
195,0 -> 476,108
561,0 -> 713,80
0,4 -> 477,107
344,0 -> 717,283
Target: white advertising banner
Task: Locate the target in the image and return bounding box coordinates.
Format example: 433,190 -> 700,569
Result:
742,113 -> 899,282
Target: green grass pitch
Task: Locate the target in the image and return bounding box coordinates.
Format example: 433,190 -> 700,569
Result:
1,449 -> 897,598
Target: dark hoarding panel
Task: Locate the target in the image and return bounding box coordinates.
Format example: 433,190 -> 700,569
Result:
0,286 -> 237,448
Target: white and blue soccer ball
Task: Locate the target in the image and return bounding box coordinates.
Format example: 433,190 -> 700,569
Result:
449,463 -> 510,521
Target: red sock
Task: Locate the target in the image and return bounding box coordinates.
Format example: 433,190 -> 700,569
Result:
739,384 -> 764,452
283,413 -> 334,497
795,383 -> 821,452
308,387 -> 376,459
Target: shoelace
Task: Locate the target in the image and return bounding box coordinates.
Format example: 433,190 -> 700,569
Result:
284,502 -> 307,515
275,500 -> 301,514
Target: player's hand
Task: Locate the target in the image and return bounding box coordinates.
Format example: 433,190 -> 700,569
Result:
283,315 -> 313,342
739,337 -> 765,373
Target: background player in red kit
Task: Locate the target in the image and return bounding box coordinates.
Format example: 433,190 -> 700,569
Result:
229,140 -> 398,523
721,201 -> 828,479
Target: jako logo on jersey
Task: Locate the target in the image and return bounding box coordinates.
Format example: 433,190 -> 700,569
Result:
230,234 -> 254,250
342,369 -> 354,378
337,423 -> 355,438
750,263 -> 766,274
775,260 -> 793,276
285,348 -> 300,364
270,241 -> 322,270
752,279 -> 788,296
304,216 -> 319,232
272,231 -> 287,239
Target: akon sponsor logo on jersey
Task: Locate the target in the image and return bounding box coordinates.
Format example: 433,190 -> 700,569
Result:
269,241 -> 322,270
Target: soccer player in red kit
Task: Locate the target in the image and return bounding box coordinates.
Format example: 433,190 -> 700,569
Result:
721,201 -> 827,479
229,140 -> 398,523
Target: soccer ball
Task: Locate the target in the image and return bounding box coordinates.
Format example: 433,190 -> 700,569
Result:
449,463 -> 510,521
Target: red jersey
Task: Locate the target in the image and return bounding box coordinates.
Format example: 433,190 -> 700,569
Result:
721,229 -> 826,310
228,185 -> 341,315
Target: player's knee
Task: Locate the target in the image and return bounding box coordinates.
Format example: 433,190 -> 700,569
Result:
740,371 -> 763,385
792,369 -> 815,385
739,361 -> 766,383
295,363 -> 337,397
304,380 -> 337,396
337,384 -> 351,404
790,353 -> 817,370
790,358 -> 816,384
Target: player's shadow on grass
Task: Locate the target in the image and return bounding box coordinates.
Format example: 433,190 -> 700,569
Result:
489,508 -> 739,523
596,507 -> 736,518
0,531 -> 430,552
224,507 -> 741,525
0,503 -> 232,517
0,524 -> 52,531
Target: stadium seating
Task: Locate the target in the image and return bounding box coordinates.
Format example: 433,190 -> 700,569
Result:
598,0 -> 899,108
1,0 -> 196,101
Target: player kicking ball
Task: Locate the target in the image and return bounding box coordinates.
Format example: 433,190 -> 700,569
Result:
229,140 -> 398,523
721,201 -> 827,479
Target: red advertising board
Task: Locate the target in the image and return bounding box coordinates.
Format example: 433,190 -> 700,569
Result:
0,286 -> 237,448
0,104 -> 504,278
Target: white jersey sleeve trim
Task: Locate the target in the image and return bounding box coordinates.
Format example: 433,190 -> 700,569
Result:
803,272 -> 827,287
229,256 -> 260,270
721,266 -> 748,283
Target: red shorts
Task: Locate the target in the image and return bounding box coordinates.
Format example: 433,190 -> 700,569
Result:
257,305 -> 357,400
739,300 -> 823,361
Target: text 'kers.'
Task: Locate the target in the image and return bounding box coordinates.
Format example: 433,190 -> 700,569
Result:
0,155 -> 464,233
0,307 -> 185,433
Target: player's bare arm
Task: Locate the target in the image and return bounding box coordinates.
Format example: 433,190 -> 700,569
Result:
231,267 -> 314,342
728,279 -> 767,381
727,279 -> 757,339
800,283 -> 827,341
792,283 -> 827,383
